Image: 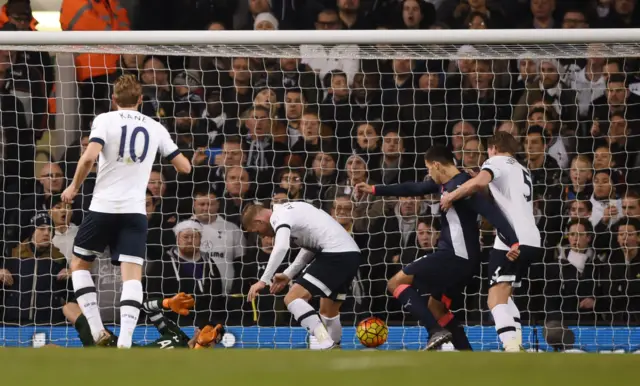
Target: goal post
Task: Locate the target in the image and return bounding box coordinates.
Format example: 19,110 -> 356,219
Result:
0,29 -> 639,352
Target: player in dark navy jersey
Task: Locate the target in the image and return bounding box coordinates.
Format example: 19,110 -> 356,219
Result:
356,146 -> 520,350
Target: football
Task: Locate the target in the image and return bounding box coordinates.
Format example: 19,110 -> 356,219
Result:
356,316 -> 388,348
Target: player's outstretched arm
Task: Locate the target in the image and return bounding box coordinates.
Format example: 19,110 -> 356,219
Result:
247,227 -> 291,301
440,170 -> 492,210
170,153 -> 192,174
356,180 -> 440,198
61,141 -> 102,204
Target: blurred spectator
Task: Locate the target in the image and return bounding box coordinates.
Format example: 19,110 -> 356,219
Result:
374,127 -> 415,184
2,212 -> 67,325
561,7 -> 590,28
397,0 -> 436,29
590,169 -> 623,228
0,0 -> 54,90
60,0 -> 130,131
598,218 -> 640,322
145,219 -> 223,326
221,57 -> 254,120
49,195 -> 76,262
520,0 -> 556,28
545,219 -> 598,324
192,188 -> 246,295
446,0 -> 508,29
450,121 -> 477,165
566,154 -> 594,202
537,58 -> 579,134
461,136 -> 487,174
220,166 -> 257,226
571,57 -> 607,120
0,47 -> 47,134
300,8 -> 360,86
337,0 -> 375,29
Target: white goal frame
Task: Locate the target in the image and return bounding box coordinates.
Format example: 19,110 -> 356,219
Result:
1,29 -> 639,352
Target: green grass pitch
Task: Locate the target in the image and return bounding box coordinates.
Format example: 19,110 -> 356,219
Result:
2,348 -> 636,386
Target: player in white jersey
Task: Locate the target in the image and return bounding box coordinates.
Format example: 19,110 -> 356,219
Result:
440,131 -> 543,352
61,74 -> 191,348
243,202 -> 361,349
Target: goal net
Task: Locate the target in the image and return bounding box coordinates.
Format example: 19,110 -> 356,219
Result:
0,29 -> 639,352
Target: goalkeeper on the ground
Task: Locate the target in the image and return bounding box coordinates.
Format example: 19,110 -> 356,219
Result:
63,293 -> 224,349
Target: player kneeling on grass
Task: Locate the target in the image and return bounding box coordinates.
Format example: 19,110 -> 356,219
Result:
63,293 -> 224,349
243,202 -> 362,350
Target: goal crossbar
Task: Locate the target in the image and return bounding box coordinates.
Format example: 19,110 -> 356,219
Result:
1,29 -> 640,59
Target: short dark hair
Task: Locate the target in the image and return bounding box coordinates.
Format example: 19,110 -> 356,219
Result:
487,131 -> 519,155
569,199 -> 593,213
285,87 -> 303,97
424,145 -> 456,166
607,73 -> 628,87
528,106 -> 554,121
224,135 -> 243,146
194,184 -> 216,198
324,70 -> 347,87
614,217 -> 640,233
526,125 -> 547,144
418,216 -> 441,232
624,190 -> 640,201
566,218 -> 594,234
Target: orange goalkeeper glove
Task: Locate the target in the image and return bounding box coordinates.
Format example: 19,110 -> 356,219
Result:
162,292 -> 195,316
194,324 -> 225,349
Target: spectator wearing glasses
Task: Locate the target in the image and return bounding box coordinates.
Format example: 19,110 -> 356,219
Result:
300,8 -> 360,87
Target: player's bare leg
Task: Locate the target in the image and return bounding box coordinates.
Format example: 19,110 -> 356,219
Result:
118,261 -> 144,349
70,256 -> 110,344
284,284 -> 335,350
387,271 -> 447,348
488,282 -> 521,352
319,298 -> 343,345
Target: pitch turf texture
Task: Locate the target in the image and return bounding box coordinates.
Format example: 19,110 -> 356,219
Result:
2,349 -> 636,386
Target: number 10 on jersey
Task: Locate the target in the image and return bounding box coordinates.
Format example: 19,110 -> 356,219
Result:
118,125 -> 149,163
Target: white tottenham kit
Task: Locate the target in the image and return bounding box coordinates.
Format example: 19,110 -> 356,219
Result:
481,155 -> 542,251
89,110 -> 179,214
260,202 -> 360,284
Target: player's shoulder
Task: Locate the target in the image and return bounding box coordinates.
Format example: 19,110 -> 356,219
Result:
91,111 -> 117,128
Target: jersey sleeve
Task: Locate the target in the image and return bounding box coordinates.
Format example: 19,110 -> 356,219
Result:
374,180 -> 440,197
158,125 -> 180,161
481,158 -> 503,181
269,209 -> 293,233
88,114 -> 108,146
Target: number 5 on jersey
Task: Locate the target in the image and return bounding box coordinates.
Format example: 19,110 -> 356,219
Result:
522,170 -> 533,202
118,125 -> 149,163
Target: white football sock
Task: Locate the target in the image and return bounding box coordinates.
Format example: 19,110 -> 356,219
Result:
491,304 -> 518,349
117,280 -> 143,349
71,270 -> 104,342
320,314 -> 342,344
507,297 -> 522,343
288,299 -> 334,349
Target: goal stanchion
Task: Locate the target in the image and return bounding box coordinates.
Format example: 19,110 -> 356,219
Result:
0,30 -> 639,352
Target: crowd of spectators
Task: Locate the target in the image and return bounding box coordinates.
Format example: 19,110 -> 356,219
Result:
0,0 -> 639,332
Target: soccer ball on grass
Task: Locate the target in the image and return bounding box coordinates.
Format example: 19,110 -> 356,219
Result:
356,316 -> 388,348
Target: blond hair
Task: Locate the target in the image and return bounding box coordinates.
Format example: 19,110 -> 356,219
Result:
571,154 -> 592,169
242,203 -> 266,230
113,74 -> 142,108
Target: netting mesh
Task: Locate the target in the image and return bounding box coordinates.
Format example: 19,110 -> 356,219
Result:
0,39 -> 639,351
3,42 -> 640,59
